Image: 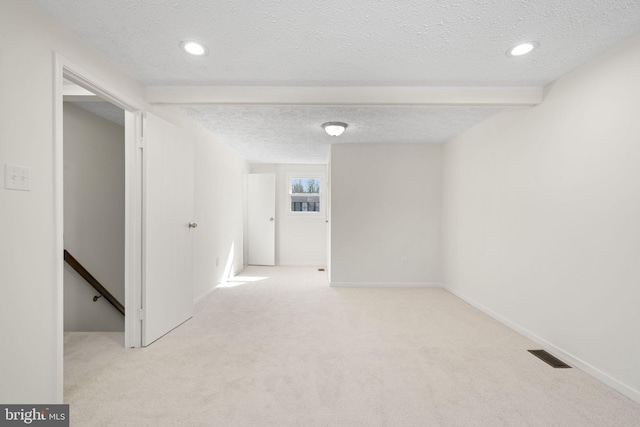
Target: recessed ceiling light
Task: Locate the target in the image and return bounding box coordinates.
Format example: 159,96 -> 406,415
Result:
322,122 -> 348,136
507,41 -> 539,57
180,40 -> 208,56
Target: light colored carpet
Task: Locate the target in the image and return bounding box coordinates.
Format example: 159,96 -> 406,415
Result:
64,266 -> 640,426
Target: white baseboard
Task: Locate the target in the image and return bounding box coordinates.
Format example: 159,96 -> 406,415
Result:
277,262 -> 326,267
444,286 -> 640,405
194,266 -> 246,304
330,282 -> 443,288
193,286 -> 218,305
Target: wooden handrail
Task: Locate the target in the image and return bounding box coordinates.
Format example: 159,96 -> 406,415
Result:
63,250 -> 125,315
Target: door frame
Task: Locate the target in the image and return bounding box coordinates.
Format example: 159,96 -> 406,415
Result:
53,54 -> 145,400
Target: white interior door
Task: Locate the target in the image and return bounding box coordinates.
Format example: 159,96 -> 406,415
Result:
248,173 -> 275,266
142,112 -> 195,346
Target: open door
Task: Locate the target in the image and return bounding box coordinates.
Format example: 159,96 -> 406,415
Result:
248,173 -> 275,266
142,112 -> 195,346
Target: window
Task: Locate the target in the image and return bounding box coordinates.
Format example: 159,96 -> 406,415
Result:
289,177 -> 321,213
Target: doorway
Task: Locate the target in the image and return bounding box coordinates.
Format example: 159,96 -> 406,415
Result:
54,55 -> 197,401
63,83 -> 126,333
54,58 -> 145,405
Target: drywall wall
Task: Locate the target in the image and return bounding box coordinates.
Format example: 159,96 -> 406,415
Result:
330,144 -> 442,286
192,122 -> 247,300
63,102 -> 125,332
442,32 -> 640,403
0,0 -> 247,403
0,0 -> 145,403
249,164 -> 327,266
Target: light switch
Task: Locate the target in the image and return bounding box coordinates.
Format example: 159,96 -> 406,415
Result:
5,164 -> 31,191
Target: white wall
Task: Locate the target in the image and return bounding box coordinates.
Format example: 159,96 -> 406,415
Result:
192,123 -> 247,300
135,104 -> 248,302
0,0 -> 247,402
5,0 -> 638,406
0,0 -> 145,403
63,103 -> 125,332
249,164 -> 327,266
330,144 -> 442,286
442,32 -> 640,403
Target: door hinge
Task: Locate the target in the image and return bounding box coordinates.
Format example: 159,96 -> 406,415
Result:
136,137 -> 145,150
137,308 -> 145,320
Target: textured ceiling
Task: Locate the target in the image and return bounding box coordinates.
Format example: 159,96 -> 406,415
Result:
181,105 -> 506,164
33,0 -> 640,86
34,0 -> 640,163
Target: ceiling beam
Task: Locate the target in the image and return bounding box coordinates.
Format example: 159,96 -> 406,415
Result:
146,86 -> 543,106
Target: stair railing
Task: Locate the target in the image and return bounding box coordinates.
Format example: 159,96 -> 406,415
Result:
63,250 -> 125,315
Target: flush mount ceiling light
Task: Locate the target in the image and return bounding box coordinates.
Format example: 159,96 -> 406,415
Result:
506,41 -> 539,57
180,40 -> 208,56
322,122 -> 348,136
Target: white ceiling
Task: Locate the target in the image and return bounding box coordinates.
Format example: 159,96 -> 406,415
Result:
180,105 -> 507,163
34,0 -> 640,163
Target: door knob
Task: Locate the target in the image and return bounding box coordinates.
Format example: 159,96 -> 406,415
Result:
188,222 -> 198,229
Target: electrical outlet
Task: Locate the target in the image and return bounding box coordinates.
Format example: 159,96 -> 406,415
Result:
5,164 -> 31,191
401,256 -> 408,266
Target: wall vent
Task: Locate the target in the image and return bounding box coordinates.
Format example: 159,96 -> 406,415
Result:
528,350 -> 571,368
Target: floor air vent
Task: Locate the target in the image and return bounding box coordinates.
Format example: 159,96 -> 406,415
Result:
528,350 -> 571,368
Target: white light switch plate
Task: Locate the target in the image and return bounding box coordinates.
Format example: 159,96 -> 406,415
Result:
5,164 -> 31,191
